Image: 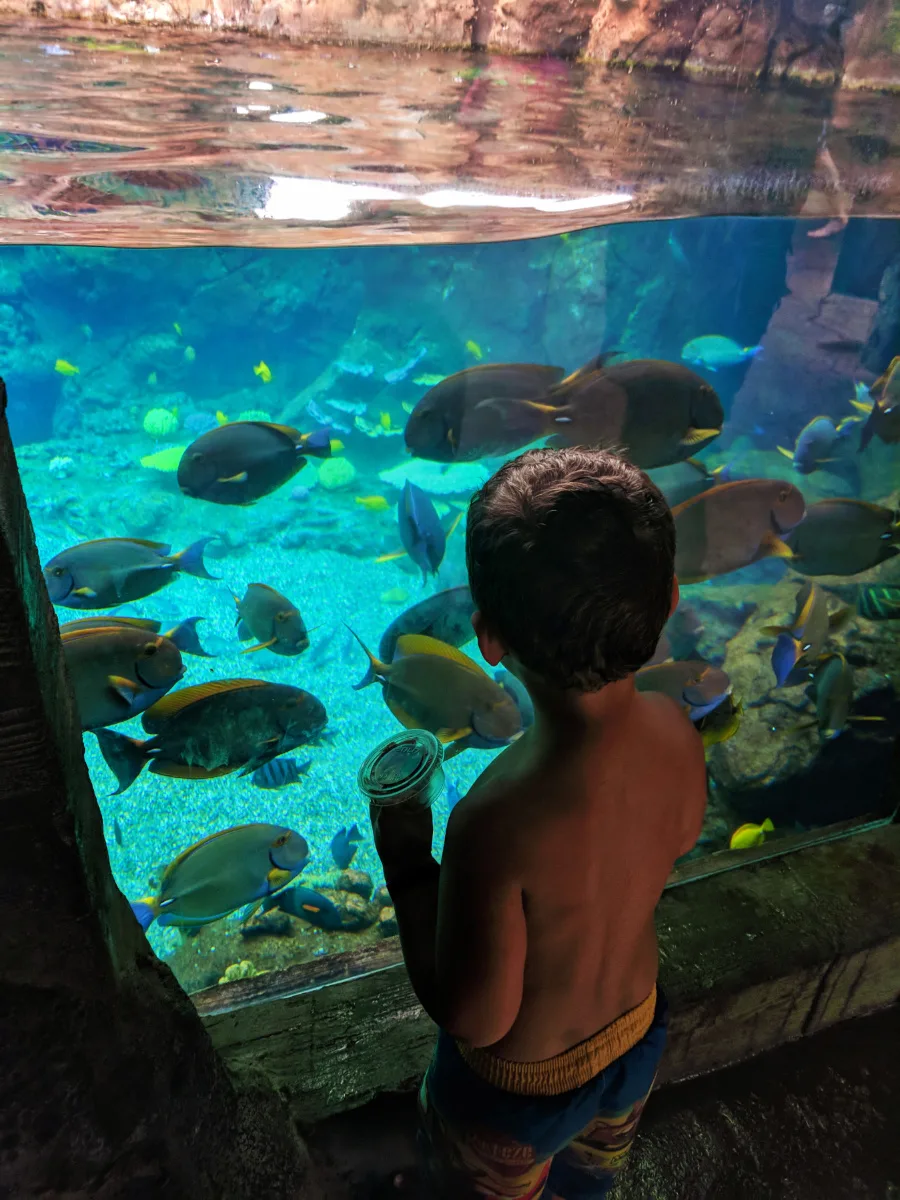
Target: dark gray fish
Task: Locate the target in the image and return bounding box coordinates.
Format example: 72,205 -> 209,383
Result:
330,823 -> 363,869
263,885 -> 345,930
177,421 -> 331,506
61,614 -> 212,657
353,586 -> 475,690
398,480 -> 446,583
250,757 -> 313,789
44,537 -> 218,609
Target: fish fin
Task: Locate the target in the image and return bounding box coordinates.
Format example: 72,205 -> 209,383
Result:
850,398 -> 874,414
828,607 -> 852,632
242,899 -> 265,923
761,818 -> 775,832
263,421 -> 304,441
846,715 -> 887,723
436,726 -> 473,744
145,679 -> 268,723
347,822 -> 362,841
108,675 -> 140,704
352,663 -> 376,691
520,400 -> 563,415
760,531 -> 794,559
395,634 -> 485,675
551,350 -> 617,391
444,510 -> 464,539
241,637 -> 278,654
93,728 -> 149,794
149,761 -> 235,780
681,427 -> 721,447
218,471 -> 249,483
170,537 -> 219,581
236,620 -> 253,641
267,867 -> 294,892
375,550 -> 408,564
72,586 -> 98,598
759,624 -> 788,635
776,445 -> 794,459
130,898 -> 159,930
684,457 -> 712,477
164,617 -> 212,657
345,625 -> 390,681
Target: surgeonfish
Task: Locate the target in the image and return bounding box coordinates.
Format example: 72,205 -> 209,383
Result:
130,823 -> 310,930
397,480 -> 450,583
253,360 -> 273,383
177,420 -> 331,506
330,823 -> 363,870
681,335 -> 763,370
355,495 -> 392,512
44,537 -> 218,609
352,586 -> 476,690
350,630 -> 522,753
61,623 -> 186,730
264,884 -> 345,930
729,819 -> 774,850
852,359 -> 900,450
250,757 -> 313,789
672,480 -> 806,583
696,695 -> 743,748
235,583 -> 309,656
776,415 -> 857,475
60,614 -> 212,657
649,458 -> 720,510
856,586 -> 900,621
785,498 -> 900,577
55,358 -> 80,375
92,679 -> 327,793
760,582 -> 849,687
808,653 -> 855,740
635,660 -> 732,721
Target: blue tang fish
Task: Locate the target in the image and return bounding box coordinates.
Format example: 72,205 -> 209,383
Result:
635,660 -> 731,721
330,823 -> 363,869
397,480 -> 447,583
681,335 -> 762,371
130,823 -> 310,930
265,885 -> 345,930
776,415 -> 857,475
251,757 -> 313,789
761,581 -> 847,687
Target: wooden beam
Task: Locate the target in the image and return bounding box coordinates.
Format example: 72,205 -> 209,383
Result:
196,822 -> 900,1121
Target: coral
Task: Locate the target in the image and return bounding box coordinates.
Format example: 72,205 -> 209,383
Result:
317,456 -> 357,490
48,455 -> 75,480
183,410 -> 218,436
237,409 -> 273,423
379,459 -> 489,496
217,960 -> 262,984
140,445 -> 186,472
142,407 -> 180,438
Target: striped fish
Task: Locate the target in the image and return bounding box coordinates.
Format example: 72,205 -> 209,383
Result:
250,757 -> 313,789
857,586 -> 900,621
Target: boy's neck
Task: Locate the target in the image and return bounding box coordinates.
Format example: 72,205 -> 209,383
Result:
526,673 -> 637,738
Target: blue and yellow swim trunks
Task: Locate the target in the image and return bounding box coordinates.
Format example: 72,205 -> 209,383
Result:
418,988 -> 667,1199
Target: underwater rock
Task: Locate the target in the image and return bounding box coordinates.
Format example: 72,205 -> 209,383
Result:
861,253 -> 900,376
379,459 -> 489,497
378,905 -> 399,938
335,868 -> 374,901
317,456 -> 358,490
241,908 -> 295,939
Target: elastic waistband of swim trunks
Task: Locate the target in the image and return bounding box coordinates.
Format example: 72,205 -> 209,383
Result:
456,985 -> 657,1097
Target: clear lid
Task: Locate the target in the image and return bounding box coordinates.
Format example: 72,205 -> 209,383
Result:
357,730 -> 445,808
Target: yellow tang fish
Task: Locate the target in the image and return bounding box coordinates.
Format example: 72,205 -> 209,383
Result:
55,359 -> 80,376
729,818 -> 774,851
173,321 -> 182,336
356,495 -> 391,513
465,339 -> 483,360
215,410 -> 229,426
379,412 -> 392,431
253,360 -> 272,383
329,439 -> 345,453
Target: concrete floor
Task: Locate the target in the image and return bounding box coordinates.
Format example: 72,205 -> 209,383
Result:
304,1005 -> 900,1199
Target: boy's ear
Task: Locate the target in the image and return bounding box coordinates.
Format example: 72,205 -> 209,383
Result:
669,576 -> 681,617
472,611 -> 506,668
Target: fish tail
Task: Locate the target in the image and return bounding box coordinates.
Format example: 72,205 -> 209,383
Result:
165,616 -> 212,657
172,537 -> 220,581
857,402 -> 879,453
746,345 -> 764,358
93,728 -> 150,794
130,897 -> 159,930
300,428 -> 333,459
761,818 -> 775,833
345,625 -> 387,684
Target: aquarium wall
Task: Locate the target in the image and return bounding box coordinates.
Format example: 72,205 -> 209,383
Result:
3,214 -> 898,994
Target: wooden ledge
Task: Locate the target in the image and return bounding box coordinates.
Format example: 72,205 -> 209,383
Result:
197,822 -> 900,1121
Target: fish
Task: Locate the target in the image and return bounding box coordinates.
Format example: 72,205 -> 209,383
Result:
538,359 -> 725,469
445,778 -> 461,811
177,421 -> 331,506
264,884 -> 345,930
397,481 -> 448,583
729,819 -> 774,850
250,757 -> 313,789
173,322 -> 182,336
215,410 -> 229,425
140,445 -> 189,472
350,630 -> 522,750
672,480 -> 806,583
650,458 -> 720,510
379,412 -> 392,431
43,537 -> 218,610
330,823 -> 363,869
853,359 -> 900,450
352,585 -> 476,689
404,362 -> 569,462
235,582 -> 309,656
92,679 -> 328,793
184,346 -> 196,362
696,695 -> 743,748
785,498 -> 899,577
55,359 -> 80,376
808,653 -> 855,740
380,587 -> 410,605
60,614 -> 212,657
776,415 -> 857,475
129,823 -> 310,930
60,622 -> 186,730
681,336 -> 763,370
493,669 -> 535,731
465,339 -> 483,360
253,360 -> 272,383
113,818 -> 124,847
413,374 -> 446,387
635,661 -> 731,721
856,585 -> 900,620
384,346 -> 427,385
760,582 -> 849,687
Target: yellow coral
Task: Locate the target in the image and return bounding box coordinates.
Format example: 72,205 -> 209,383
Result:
217,960 -> 261,985
142,407 -> 180,438
317,457 -> 358,490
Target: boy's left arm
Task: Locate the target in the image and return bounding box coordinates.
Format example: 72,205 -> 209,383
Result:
372,797 -> 526,1047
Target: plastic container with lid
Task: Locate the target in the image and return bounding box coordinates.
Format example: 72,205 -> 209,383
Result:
357,729 -> 446,809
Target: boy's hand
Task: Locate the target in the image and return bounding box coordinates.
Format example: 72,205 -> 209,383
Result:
369,800 -> 434,883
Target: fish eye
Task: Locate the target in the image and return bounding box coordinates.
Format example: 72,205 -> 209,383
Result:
142,644 -> 158,656
191,452 -> 204,462
51,567 -> 64,577
778,488 -> 791,502
273,832 -> 290,847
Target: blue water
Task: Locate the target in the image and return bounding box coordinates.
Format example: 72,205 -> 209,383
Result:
4,215 -> 899,991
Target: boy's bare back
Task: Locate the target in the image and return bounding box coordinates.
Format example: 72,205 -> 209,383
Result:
445,686 -> 706,1062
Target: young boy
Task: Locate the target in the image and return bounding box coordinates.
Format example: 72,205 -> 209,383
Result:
370,447 -> 707,1199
